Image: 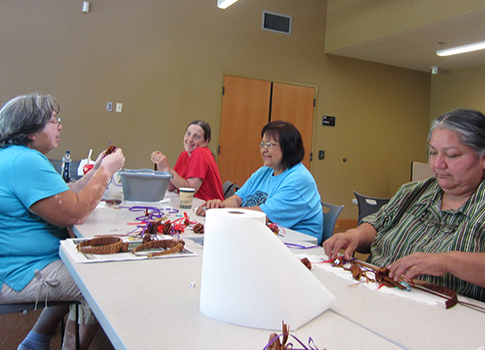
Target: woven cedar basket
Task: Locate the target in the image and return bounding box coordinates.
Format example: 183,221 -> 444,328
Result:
76,237 -> 125,254
147,242 -> 185,258
132,239 -> 184,254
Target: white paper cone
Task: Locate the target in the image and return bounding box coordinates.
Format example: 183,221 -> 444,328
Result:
199,208 -> 335,330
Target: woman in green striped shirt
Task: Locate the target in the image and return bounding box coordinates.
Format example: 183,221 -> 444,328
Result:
324,108 -> 485,301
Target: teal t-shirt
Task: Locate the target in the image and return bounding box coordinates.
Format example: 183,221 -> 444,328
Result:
236,163 -> 323,239
0,145 -> 69,291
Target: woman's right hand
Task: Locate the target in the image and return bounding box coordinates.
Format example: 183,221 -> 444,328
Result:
323,223 -> 377,260
323,230 -> 360,260
195,199 -> 226,216
100,148 -> 125,176
151,151 -> 170,172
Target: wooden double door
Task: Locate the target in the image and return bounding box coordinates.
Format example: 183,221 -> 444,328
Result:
218,75 -> 315,187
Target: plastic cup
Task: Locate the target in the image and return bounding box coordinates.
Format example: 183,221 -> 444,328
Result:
179,187 -> 195,209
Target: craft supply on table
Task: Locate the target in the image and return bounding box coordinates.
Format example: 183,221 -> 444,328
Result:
119,169 -> 173,202
92,205 -> 203,244
301,254 -> 485,310
62,236 -> 197,264
179,187 -> 195,209
264,322 -> 325,350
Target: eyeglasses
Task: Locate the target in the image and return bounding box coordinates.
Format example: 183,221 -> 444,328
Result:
48,118 -> 61,127
419,214 -> 458,234
259,142 -> 278,149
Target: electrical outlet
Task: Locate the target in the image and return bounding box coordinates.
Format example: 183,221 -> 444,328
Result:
106,102 -> 113,112
116,103 -> 122,113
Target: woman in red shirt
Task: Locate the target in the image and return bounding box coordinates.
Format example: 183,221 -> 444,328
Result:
151,120 -> 224,201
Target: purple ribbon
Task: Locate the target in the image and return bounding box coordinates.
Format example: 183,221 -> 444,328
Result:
119,205 -> 178,221
118,205 -> 181,237
284,243 -> 320,249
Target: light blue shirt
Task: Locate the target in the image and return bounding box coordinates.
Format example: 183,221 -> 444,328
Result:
236,163 -> 323,239
0,145 -> 69,291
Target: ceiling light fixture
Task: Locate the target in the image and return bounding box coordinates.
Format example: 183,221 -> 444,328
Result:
436,40 -> 485,57
217,0 -> 238,9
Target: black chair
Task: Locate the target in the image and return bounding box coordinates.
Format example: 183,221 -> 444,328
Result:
71,160 -> 82,180
48,159 -> 82,180
353,191 -> 390,224
0,301 -> 80,350
222,180 -> 240,199
48,158 -> 62,174
321,201 -> 344,245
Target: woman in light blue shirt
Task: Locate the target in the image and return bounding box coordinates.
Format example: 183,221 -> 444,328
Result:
197,120 -> 323,240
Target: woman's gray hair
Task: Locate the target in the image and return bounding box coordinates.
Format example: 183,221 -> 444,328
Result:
0,93 -> 59,148
428,108 -> 485,156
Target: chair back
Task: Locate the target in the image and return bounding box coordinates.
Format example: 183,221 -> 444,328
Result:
411,161 -> 433,182
48,159 -> 82,180
49,158 -> 62,174
353,191 -> 390,224
71,160 -> 82,180
321,201 -> 344,244
222,180 -> 240,199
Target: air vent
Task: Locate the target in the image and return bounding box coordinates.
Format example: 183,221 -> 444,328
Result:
262,11 -> 292,35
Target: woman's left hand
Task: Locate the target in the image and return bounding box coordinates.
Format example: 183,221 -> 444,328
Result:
387,252 -> 448,283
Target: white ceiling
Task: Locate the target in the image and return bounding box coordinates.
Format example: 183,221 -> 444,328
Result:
325,8 -> 485,73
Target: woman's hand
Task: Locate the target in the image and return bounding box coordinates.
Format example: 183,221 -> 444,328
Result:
151,151 -> 170,172
196,199 -> 226,216
92,147 -> 123,171
100,148 -> 125,177
387,252 -> 448,283
195,196 -> 242,216
322,223 -> 377,260
389,252 -> 485,289
70,148 -> 124,193
92,150 -> 105,171
30,148 -> 125,227
323,230 -> 359,260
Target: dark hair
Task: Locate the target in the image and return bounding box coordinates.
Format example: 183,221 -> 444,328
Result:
261,120 -> 304,170
187,120 -> 211,143
428,108 -> 485,156
0,93 -> 60,148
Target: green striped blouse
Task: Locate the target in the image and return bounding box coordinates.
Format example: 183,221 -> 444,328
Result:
364,177 -> 485,301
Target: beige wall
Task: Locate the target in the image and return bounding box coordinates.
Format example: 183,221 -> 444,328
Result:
430,66 -> 485,118
318,55 -> 430,205
0,0 -> 433,220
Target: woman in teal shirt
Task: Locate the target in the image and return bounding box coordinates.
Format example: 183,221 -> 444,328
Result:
0,93 -> 125,349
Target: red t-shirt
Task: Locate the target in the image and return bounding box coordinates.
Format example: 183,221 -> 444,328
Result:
173,147 -> 224,201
